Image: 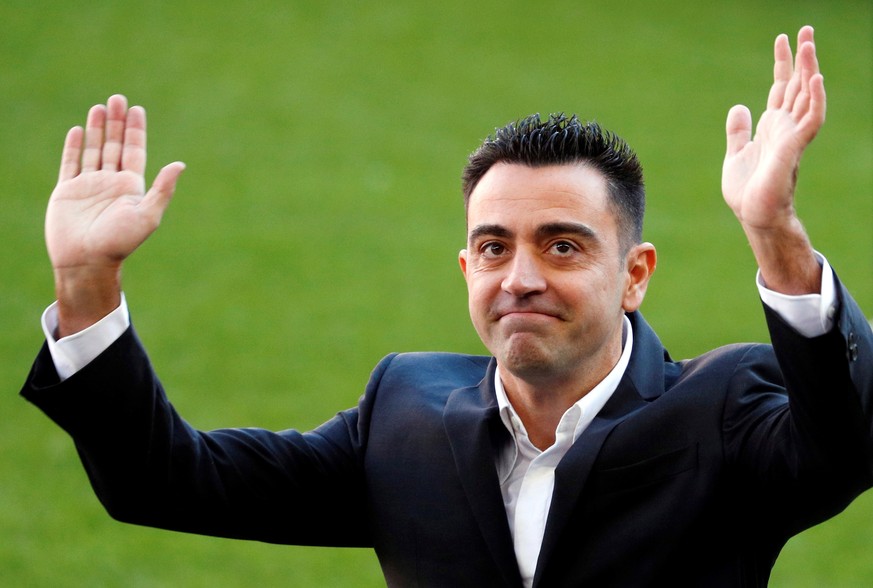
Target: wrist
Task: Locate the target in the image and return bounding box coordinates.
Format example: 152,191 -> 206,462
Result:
53,264 -> 123,338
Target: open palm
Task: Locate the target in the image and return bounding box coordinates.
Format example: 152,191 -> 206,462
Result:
46,95 -> 184,272
722,26 -> 825,232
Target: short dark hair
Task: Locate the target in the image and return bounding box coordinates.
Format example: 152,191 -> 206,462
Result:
462,113 -> 645,251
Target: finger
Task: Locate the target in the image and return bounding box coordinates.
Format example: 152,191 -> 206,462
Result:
725,104 -> 752,157
58,126 -> 84,181
140,162 -> 186,225
809,73 -> 826,126
797,25 -> 815,50
785,37 -> 822,114
768,33 -> 793,110
122,105 -> 147,176
782,70 -> 803,114
797,73 -> 827,144
786,27 -> 820,108
101,95 -> 128,172
787,43 -> 813,119
81,104 -> 106,172
790,34 -> 825,142
796,38 -> 821,98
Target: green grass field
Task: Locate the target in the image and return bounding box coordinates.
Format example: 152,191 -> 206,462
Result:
2,0 -> 870,585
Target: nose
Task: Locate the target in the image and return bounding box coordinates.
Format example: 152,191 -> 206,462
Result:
501,249 -> 547,298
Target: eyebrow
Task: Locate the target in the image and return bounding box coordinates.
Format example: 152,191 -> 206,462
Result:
467,222 -> 598,245
467,224 -> 513,244
535,222 -> 598,242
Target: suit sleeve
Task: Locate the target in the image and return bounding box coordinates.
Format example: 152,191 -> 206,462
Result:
723,273 -> 873,536
20,325 -> 392,548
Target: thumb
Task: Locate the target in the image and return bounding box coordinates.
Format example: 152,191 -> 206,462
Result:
725,105 -> 752,157
140,161 -> 186,224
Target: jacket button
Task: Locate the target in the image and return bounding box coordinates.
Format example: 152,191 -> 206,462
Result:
848,332 -> 859,362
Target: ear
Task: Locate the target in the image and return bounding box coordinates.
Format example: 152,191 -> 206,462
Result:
622,243 -> 657,312
458,249 -> 469,279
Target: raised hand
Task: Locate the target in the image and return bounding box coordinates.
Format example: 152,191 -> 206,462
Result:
46,95 -> 185,336
47,94 -> 184,271
722,26 -> 825,294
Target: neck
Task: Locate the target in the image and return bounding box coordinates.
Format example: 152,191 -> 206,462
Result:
500,359 -> 615,451
500,320 -> 628,450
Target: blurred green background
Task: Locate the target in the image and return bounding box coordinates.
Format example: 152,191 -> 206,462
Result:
2,0 -> 870,586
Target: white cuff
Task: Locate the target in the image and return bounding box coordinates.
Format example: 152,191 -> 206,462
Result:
756,253 -> 836,338
42,294 -> 131,381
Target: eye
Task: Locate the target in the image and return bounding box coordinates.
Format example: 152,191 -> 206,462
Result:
550,240 -> 577,256
480,241 -> 507,257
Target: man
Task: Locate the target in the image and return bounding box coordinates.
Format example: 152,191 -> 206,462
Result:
22,26 -> 872,586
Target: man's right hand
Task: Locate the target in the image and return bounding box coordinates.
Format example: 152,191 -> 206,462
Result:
46,94 -> 184,337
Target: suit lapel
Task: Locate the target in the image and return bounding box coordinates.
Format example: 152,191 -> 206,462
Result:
533,312 -> 669,585
444,359 -> 523,588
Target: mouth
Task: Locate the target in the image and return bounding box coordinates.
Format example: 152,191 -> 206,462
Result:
497,310 -> 561,323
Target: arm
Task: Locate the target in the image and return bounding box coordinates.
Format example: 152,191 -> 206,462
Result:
22,325 -> 377,547
721,27 -> 873,530
26,97 -> 375,546
722,26 -> 825,296
724,282 -> 873,536
46,94 -> 184,337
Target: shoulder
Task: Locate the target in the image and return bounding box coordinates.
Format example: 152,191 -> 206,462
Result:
370,351 -> 491,390
679,342 -> 775,375
666,342 -> 782,402
357,352 -> 493,435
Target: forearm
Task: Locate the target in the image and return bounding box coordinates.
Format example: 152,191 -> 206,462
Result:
767,273 -> 873,460
743,216 -> 822,296
764,282 -> 873,483
726,280 -> 873,533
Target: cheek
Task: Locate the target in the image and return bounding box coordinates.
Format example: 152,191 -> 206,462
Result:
559,270 -> 621,312
467,284 -> 490,319
465,276 -> 498,324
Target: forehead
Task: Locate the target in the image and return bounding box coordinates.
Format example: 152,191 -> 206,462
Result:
466,163 -> 616,235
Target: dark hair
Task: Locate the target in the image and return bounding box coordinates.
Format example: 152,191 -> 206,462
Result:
462,113 -> 645,251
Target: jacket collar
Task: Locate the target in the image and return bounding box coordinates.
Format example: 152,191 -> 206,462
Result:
444,359 -> 524,587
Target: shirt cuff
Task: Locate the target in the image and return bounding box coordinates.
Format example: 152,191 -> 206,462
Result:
756,253 -> 836,338
42,293 -> 131,381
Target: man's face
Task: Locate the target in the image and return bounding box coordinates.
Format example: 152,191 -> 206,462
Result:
459,163 -> 654,387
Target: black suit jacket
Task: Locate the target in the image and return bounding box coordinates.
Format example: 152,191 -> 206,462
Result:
21,279 -> 873,587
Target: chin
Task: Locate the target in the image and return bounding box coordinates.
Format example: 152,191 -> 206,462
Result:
499,344 -> 555,379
